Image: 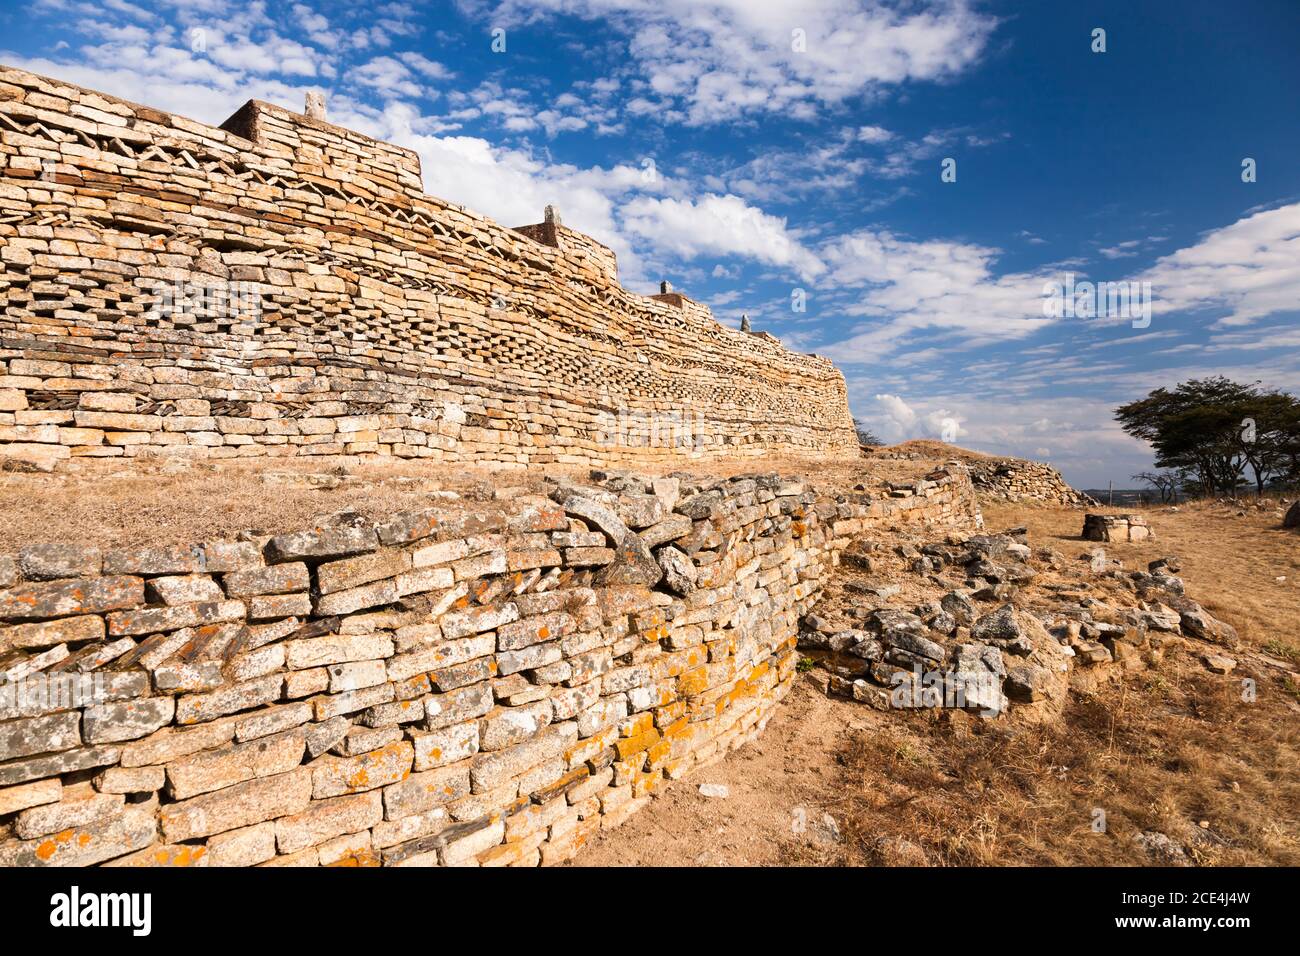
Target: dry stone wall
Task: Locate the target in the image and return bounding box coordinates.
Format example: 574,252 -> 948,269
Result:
0,65 -> 859,472
968,457 -> 1093,506
0,465 -> 977,866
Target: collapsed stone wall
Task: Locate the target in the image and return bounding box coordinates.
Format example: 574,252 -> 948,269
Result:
0,65 -> 859,473
967,457 -> 1093,506
0,465 -> 977,866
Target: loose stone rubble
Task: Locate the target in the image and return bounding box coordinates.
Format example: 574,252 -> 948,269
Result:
0,465 -> 977,866
967,457 -> 1094,506
799,526 -> 1238,720
0,65 -> 858,473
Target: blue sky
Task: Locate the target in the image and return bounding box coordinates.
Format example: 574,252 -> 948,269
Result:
5,0 -> 1299,486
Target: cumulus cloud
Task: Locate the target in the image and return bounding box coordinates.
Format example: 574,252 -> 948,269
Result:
620,194 -> 826,280
870,393 -> 963,444
470,0 -> 997,124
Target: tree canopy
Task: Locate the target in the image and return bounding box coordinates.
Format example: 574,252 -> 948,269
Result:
1115,377 -> 1300,497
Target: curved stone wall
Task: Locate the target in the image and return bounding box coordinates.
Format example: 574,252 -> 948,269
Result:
0,466 -> 977,866
0,65 -> 859,472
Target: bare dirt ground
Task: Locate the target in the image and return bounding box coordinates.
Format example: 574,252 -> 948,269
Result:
574,494 -> 1300,867
574,678 -> 869,866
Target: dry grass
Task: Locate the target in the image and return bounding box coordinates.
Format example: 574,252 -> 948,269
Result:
0,451 -> 919,551
796,495 -> 1300,867
982,496 -> 1300,654
811,656 -> 1300,866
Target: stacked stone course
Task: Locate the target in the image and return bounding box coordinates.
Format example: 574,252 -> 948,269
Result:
0,465 -> 977,866
968,457 -> 1093,506
0,65 -> 858,472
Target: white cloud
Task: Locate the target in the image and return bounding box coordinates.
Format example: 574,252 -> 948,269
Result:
869,392 -> 964,444
1138,201 -> 1300,328
818,230 -> 1056,361
857,124 -> 893,143
620,194 -> 826,280
473,0 -> 997,124
348,56 -> 427,99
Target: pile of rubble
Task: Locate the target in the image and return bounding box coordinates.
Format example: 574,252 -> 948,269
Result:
967,457 -> 1094,506
799,526 -> 1239,719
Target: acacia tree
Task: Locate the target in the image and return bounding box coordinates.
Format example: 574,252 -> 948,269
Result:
1115,377 -> 1300,497
853,418 -> 884,448
1132,470 -> 1181,503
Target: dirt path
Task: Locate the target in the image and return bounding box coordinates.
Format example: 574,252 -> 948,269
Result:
572,678 -> 873,866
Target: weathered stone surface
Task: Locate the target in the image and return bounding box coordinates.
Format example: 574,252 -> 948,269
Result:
14,783 -> 123,838
274,790 -> 383,854
0,614 -> 105,650
970,604 -> 1024,642
147,574 -> 225,605
382,764 -> 471,821
94,765 -> 166,794
205,821 -> 278,866
103,545 -> 206,575
106,599 -> 246,637
311,741 -> 413,799
423,681 -> 495,731
222,562 -> 310,597
412,720 -> 480,770
120,719 -> 235,768
165,729 -> 305,799
440,602 -> 519,640
594,533 -> 663,587
0,575 -> 142,622
17,544 -> 102,580
160,767 -> 313,842
479,700 -> 553,751
83,697 -> 176,744
285,633 -> 394,669
0,711 -> 81,761
314,578 -> 400,616
312,682 -> 396,721
470,722 -> 577,792
0,776 -> 61,815
657,546 -> 697,595
0,806 -> 155,867
203,541 -> 263,573
317,550 -> 410,594
0,745 -> 121,787
103,843 -> 210,867
558,494 -> 630,542
175,675 -> 283,725
386,634 -> 493,682
265,526 -> 378,563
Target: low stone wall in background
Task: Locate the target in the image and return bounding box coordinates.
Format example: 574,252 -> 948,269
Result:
968,457 -> 1094,506
0,465 -> 978,867
1083,513 -> 1153,543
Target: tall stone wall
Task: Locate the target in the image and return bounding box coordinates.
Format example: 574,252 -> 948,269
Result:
0,465 -> 977,866
0,65 -> 859,472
